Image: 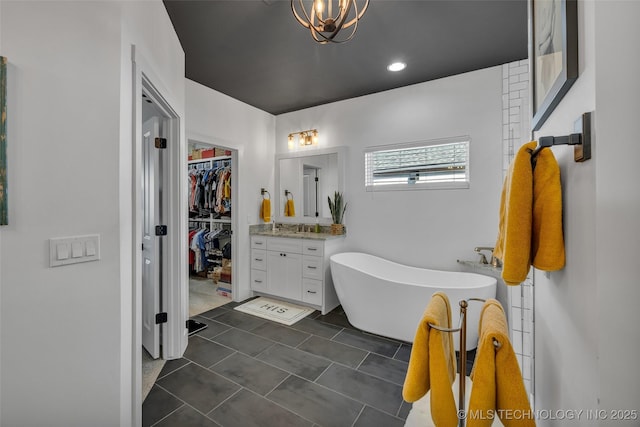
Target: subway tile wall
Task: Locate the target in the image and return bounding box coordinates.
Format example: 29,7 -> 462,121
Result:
502,59 -> 535,404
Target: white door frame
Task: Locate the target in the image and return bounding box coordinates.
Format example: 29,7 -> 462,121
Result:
130,45 -> 188,426
141,116 -> 162,359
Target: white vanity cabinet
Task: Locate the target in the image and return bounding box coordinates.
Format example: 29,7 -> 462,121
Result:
250,234 -> 342,314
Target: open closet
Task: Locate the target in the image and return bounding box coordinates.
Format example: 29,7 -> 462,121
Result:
188,142 -> 234,316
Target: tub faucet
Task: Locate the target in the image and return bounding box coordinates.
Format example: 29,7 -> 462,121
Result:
474,247 -> 494,265
474,246 -> 501,268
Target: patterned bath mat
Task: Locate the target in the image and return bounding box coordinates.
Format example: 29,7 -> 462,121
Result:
234,297 -> 315,326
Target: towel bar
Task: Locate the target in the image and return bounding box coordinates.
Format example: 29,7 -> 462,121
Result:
530,111 -> 592,168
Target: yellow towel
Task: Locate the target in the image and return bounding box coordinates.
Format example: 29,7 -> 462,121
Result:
493,141 -> 536,285
468,300 -> 534,427
403,292 -> 458,427
284,199 -> 295,217
260,198 -> 271,223
531,146 -> 564,271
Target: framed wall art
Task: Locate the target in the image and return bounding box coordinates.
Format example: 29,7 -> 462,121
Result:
530,0 -> 578,131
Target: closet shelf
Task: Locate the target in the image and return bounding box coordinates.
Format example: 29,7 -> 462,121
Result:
190,217 -> 231,223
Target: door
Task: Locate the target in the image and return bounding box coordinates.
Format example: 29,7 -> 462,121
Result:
142,117 -> 163,359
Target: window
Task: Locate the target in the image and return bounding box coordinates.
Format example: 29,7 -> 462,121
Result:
365,137 -> 470,191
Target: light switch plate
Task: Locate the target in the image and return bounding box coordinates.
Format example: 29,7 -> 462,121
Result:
50,234 -> 100,267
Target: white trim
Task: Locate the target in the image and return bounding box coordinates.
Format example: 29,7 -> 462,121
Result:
129,45 -> 187,427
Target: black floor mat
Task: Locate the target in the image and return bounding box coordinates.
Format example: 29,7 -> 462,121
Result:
187,319 -> 208,336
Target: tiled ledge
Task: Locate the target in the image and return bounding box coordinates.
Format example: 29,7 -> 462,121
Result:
457,259 -> 502,279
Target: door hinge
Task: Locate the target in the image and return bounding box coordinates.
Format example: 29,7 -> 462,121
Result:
155,312 -> 168,324
155,225 -> 168,236
315,177 -> 319,182
154,137 -> 167,149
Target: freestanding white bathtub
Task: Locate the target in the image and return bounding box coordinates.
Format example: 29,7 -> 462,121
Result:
329,252 -> 497,350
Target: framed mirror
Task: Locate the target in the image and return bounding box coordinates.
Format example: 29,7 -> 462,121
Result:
275,146 -> 346,223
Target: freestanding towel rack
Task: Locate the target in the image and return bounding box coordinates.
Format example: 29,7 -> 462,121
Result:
429,298 -> 501,427
530,111 -> 592,168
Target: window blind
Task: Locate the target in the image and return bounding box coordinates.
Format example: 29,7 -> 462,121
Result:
365,137 -> 470,191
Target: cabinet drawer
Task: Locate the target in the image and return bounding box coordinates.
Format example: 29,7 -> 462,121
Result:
302,278 -> 323,305
267,237 -> 303,254
251,269 -> 267,292
302,255 -> 323,280
251,236 -> 267,249
251,249 -> 267,270
302,240 -> 324,257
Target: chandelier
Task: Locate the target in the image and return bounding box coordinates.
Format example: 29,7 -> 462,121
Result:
291,0 -> 369,44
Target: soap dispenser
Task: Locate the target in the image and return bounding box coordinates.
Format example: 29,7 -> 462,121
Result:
314,214 -> 320,233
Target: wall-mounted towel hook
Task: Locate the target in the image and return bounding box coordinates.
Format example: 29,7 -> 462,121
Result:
531,111 -> 593,168
261,188 -> 271,199
284,190 -> 293,199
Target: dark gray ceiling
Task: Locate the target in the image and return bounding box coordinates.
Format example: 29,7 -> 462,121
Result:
163,0 -> 528,115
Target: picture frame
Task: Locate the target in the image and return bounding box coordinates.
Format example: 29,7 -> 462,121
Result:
0,56 -> 7,225
530,0 -> 578,131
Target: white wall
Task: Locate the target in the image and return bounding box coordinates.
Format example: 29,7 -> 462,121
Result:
185,79 -> 275,302
533,0 -> 640,424
0,1 -> 185,426
276,66 -> 504,271
594,1 -> 640,417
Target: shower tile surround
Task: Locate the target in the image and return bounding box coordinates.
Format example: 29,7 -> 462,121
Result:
502,60 -> 535,401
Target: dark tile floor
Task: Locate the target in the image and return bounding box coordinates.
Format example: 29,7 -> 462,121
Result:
143,300 -> 475,427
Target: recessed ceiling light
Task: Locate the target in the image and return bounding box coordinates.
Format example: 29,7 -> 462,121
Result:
387,62 -> 406,72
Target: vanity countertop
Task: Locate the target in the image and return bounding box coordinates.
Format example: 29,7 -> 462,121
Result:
250,229 -> 344,240
250,223 -> 346,240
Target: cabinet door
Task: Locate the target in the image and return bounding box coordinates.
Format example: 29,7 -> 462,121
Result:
267,251 -> 302,301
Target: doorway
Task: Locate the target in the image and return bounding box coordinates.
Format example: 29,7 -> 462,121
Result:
187,140 -> 237,316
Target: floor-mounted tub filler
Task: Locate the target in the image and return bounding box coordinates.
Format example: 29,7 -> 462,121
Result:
329,252 -> 497,350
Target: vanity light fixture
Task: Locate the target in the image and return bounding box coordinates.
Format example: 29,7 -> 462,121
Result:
288,129 -> 319,149
291,0 -> 369,44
